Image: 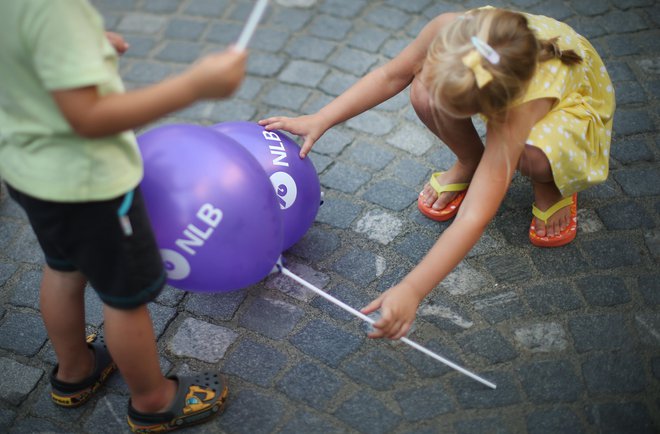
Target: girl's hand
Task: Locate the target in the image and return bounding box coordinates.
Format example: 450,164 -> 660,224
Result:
361,282 -> 421,340
187,47 -> 247,100
105,31 -> 129,55
258,114 -> 326,158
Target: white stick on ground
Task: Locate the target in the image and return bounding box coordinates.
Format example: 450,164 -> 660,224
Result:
279,265 -> 497,389
235,0 -> 269,51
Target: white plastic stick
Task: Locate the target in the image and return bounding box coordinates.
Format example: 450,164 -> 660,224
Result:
279,266 -> 496,389
235,0 -> 269,51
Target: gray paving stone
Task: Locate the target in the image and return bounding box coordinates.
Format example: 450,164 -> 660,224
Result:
164,18 -> 207,40
278,60 -> 329,87
569,313 -> 634,353
637,273 -> 660,305
386,0 -> 431,13
142,0 -> 179,13
455,416 -> 512,434
247,52 -> 286,77
456,329 -> 518,364
392,159 -> 429,187
346,111 -> 394,136
168,317 -> 238,363
216,389 -> 285,434
314,128 -> 353,156
526,407 -> 585,434
576,275 -> 631,307
250,28 -> 291,53
148,302 -> 176,339
419,295 -> 474,332
442,261 -> 490,296
155,284 -> 186,307
530,0 -> 575,20
155,41 -> 204,63
404,339 -> 464,378
280,411 -> 347,434
262,83 -> 312,111
481,253 -> 536,284
184,0 -> 228,16
450,371 -> 521,409
309,15 -> 352,41
238,297 -> 305,340
185,290 -> 247,321
0,358 -> 43,405
473,290 -> 528,324
588,401 -> 657,434
309,152 -> 333,173
518,359 -> 583,403
268,7 -> 313,32
366,5 -> 411,29
315,197 -> 362,229
635,312 -> 660,347
354,209 -> 403,245
209,100 -> 257,123
334,390 -> 402,434
6,227 -> 42,264
611,138 -> 655,165
0,311 -> 47,356
613,108 -> 655,136
524,281 -> 583,316
276,362 -> 342,410
120,35 -> 157,58
571,0 -> 610,15
311,283 -> 372,321
117,13 -> 167,33
223,339 -> 287,387
615,81 -> 648,106
287,227 -> 341,262
346,141 -> 396,170
581,236 -> 643,269
320,162 -> 371,193
28,380 -> 91,424
597,200 -> 655,230
514,322 -> 568,353
582,352 -> 647,394
83,393 -> 129,434
613,167 -> 660,197
529,244 -> 590,276
7,417 -> 64,434
284,36 -> 337,61
362,180 -> 418,211
341,348 -> 407,390
9,270 -> 40,309
289,320 -> 364,367
348,26 -> 390,52
123,61 -> 173,84
332,248 -> 385,286
319,0 -> 368,17
652,357 -> 660,380
206,21 -> 243,45
329,47 -> 379,76
396,383 -> 454,421
0,407 -> 16,431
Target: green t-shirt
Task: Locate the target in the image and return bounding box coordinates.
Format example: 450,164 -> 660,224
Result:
0,0 -> 142,202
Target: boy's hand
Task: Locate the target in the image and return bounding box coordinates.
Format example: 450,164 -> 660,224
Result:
361,282 -> 420,340
258,114 -> 325,158
187,47 -> 247,100
105,31 -> 129,55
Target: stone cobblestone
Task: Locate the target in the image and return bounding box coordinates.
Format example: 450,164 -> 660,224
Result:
1,0 -> 659,433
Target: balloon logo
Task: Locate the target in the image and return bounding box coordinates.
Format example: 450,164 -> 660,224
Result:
138,124 -> 284,292
210,121 -> 321,250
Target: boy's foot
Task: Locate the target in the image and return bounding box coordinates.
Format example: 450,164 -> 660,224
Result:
50,334 -> 117,408
127,372 -> 228,433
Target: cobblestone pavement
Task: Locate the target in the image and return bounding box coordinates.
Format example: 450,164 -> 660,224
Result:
1,0 -> 659,433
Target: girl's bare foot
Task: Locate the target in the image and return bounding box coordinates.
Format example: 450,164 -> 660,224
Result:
531,181 -> 572,237
420,163 -> 474,210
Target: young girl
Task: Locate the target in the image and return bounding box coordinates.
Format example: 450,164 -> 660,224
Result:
259,7 -> 614,339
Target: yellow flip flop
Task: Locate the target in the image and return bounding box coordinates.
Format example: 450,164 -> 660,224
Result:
417,172 -> 469,221
529,193 -> 577,247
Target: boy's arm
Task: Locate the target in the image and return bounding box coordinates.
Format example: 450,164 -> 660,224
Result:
51,49 -> 246,138
365,98 -> 553,339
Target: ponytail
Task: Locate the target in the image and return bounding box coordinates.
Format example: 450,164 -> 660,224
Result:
538,37 -> 582,65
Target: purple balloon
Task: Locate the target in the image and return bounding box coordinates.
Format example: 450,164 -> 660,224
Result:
210,121 -> 321,250
138,124 -> 283,292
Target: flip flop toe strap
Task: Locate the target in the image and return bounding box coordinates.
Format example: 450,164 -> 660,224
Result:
532,195 -> 574,224
429,172 -> 469,195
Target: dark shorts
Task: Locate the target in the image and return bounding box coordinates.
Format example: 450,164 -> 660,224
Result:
7,184 -> 166,310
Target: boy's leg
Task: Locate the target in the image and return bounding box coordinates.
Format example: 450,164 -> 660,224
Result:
40,265 -> 93,383
410,77 -> 483,209
103,304 -> 177,413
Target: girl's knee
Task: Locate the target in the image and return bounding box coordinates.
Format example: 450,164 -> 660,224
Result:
518,144 -> 552,180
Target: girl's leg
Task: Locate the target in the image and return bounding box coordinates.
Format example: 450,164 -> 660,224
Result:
40,266 -> 94,383
518,144 -> 572,237
103,304 -> 177,413
410,76 -> 484,210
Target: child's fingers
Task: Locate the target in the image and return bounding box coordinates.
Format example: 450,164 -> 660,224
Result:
299,137 -> 315,158
360,297 -> 383,315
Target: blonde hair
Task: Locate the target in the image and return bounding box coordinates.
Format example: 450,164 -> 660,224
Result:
424,8 -> 582,123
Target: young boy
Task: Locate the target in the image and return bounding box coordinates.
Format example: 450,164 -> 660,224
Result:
0,1 -> 246,431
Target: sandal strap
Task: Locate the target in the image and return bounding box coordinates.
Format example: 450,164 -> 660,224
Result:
532,195 -> 574,224
429,172 -> 469,195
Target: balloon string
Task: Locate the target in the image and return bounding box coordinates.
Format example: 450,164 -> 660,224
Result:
278,265 -> 497,390
235,0 -> 269,51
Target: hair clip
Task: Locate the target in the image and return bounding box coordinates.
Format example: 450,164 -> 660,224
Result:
461,50 -> 493,88
470,36 -> 500,64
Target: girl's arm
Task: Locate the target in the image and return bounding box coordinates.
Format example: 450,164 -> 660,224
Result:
364,98 -> 553,339
51,48 -> 247,138
259,13 -> 460,157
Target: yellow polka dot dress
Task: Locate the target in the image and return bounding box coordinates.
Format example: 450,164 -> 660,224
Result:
517,13 -> 615,197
